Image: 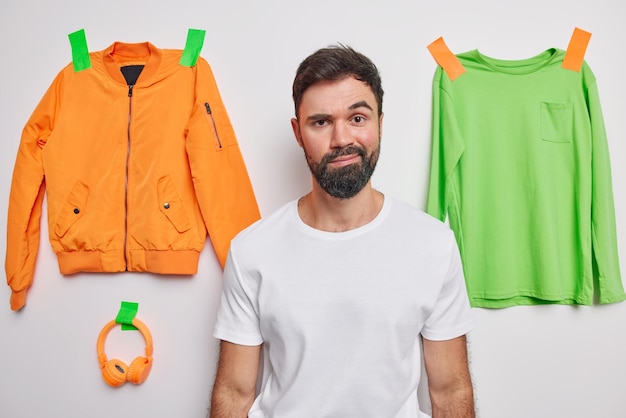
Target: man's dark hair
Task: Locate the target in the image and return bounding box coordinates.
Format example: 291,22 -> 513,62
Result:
292,44 -> 384,119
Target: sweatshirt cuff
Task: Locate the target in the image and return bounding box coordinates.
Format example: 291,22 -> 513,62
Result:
10,289 -> 27,311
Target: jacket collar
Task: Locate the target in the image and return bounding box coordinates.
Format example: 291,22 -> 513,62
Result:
103,42 -> 162,86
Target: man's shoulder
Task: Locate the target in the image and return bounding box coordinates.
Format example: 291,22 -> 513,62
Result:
388,196 -> 451,233
384,197 -> 457,254
231,200 -> 297,245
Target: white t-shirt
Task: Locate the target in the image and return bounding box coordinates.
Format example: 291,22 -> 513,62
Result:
214,196 -> 473,418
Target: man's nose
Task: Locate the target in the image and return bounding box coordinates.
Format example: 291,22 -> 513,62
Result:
330,122 -> 354,148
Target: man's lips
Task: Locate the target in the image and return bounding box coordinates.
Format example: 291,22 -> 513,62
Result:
329,154 -> 361,166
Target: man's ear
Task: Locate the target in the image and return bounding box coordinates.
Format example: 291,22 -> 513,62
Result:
291,118 -> 303,148
379,112 -> 384,138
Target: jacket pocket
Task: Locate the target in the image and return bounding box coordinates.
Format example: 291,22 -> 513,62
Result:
201,102 -> 224,150
157,176 -> 191,233
54,181 -> 89,238
541,102 -> 572,143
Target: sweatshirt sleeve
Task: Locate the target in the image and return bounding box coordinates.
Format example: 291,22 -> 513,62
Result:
426,67 -> 465,222
184,58 -> 260,268
584,66 -> 625,303
5,71 -> 63,310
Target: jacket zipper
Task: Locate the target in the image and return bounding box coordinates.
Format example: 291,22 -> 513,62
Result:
204,102 -> 222,149
124,84 -> 134,271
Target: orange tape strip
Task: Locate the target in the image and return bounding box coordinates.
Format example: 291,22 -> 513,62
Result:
562,27 -> 592,72
427,37 -> 465,81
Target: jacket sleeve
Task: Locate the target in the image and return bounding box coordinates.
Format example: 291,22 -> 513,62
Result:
5,71 -> 64,310
426,67 -> 465,222
584,66 -> 625,303
185,58 -> 260,268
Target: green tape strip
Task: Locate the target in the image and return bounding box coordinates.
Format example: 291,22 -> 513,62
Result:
68,29 -> 91,72
180,28 -> 206,67
115,301 -> 139,331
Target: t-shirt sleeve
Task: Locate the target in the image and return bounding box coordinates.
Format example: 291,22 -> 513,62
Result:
213,249 -> 264,346
421,232 -> 474,341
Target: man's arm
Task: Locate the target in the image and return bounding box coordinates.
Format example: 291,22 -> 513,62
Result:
210,340 -> 262,418
422,335 -> 475,418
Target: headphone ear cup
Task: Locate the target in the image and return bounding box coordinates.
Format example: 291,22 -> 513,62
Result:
101,359 -> 129,387
126,356 -> 153,385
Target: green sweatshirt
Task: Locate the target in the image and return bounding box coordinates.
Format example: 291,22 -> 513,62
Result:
427,48 -> 624,308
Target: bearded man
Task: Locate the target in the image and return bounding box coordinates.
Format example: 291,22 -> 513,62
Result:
210,44 -> 475,418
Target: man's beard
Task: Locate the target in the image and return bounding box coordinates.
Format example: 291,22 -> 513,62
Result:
305,143 -> 380,199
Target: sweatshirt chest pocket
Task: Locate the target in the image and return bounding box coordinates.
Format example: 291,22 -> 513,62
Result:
541,102 -> 573,143
54,181 -> 89,238
157,176 -> 191,233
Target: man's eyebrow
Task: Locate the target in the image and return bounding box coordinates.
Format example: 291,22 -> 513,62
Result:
304,101 -> 374,123
349,100 -> 373,111
305,113 -> 331,123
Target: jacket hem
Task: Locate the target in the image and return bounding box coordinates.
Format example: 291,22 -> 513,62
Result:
57,249 -> 200,275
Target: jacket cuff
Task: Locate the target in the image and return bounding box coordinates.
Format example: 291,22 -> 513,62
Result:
10,289 -> 27,311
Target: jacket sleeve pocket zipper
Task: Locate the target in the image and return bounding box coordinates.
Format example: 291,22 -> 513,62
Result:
204,102 -> 222,149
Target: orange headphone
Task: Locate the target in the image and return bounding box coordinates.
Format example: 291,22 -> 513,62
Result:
96,317 -> 154,387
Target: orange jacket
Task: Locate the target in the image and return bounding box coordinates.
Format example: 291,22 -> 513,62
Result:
6,41 -> 260,310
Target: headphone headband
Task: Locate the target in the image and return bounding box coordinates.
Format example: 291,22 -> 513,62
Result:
96,317 -> 154,365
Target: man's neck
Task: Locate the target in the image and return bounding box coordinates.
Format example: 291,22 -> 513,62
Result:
297,184 -> 384,232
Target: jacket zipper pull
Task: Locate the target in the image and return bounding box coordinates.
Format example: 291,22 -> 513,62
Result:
128,84 -> 134,97
204,102 -> 212,114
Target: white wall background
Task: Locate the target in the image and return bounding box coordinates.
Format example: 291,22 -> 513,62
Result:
0,0 -> 624,417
